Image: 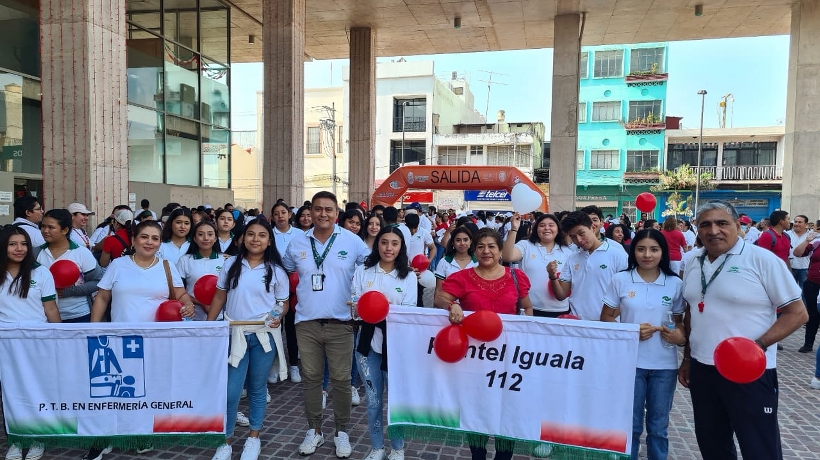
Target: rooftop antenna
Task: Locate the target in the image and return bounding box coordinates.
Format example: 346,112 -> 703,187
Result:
477,70 -> 508,121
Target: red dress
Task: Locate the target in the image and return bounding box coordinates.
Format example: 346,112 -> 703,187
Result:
442,267 -> 531,315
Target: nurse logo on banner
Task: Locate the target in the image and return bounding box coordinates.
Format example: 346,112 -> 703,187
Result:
87,335 -> 146,399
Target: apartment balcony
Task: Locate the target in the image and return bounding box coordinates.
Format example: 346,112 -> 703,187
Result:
625,72 -> 668,86
624,118 -> 666,134
392,117 -> 426,133
623,170 -> 661,184
684,165 -> 783,183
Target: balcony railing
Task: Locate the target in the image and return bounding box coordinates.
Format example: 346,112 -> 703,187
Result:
393,117 -> 426,133
682,165 -> 782,182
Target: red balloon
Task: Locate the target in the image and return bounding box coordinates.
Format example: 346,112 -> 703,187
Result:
434,325 -> 469,363
359,201 -> 368,210
357,291 -> 389,324
289,272 -> 300,292
411,254 -> 430,272
50,260 -> 81,289
155,300 -> 183,322
462,310 -> 503,342
557,314 -> 581,320
714,337 -> 766,384
635,192 -> 657,213
193,275 -> 218,305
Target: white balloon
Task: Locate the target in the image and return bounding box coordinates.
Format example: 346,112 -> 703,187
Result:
418,270 -> 436,289
511,183 -> 542,213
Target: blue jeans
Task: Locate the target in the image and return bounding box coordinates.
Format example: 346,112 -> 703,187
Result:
226,333 -> 277,438
632,368 -> 677,460
356,349 -> 403,451
793,268 -> 808,290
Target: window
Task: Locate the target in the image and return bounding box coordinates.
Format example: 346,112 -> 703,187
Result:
666,143 -> 718,170
593,50 -> 623,78
337,125 -> 344,155
389,140 -> 426,172
630,47 -> 664,73
577,150 -> 585,170
393,98 -> 426,132
721,141 -> 777,166
470,145 -> 483,155
626,150 -> 659,171
580,52 -> 588,79
628,100 -> 663,122
578,102 -> 587,123
592,101 -> 621,122
590,150 -> 620,170
306,127 -> 320,155
487,145 -> 513,166
438,146 -> 467,166
622,200 -> 638,222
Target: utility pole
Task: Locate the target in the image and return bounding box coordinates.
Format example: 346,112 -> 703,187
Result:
477,70 -> 508,121
315,104 -> 337,194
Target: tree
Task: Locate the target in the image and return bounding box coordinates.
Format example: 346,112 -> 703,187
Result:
650,165 -> 714,218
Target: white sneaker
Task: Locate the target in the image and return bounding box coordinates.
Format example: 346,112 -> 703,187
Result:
241,389 -> 247,399
811,376 -> 820,389
266,390 -> 271,403
23,444 -> 43,460
364,448 -> 386,460
290,366 -> 302,383
322,390 -> 328,410
351,386 -> 360,406
387,448 -> 404,460
240,436 -> 261,460
5,445 -> 21,460
299,430 -> 325,455
334,431 -> 352,458
268,367 -> 279,384
211,443 -> 232,460
236,411 -> 250,426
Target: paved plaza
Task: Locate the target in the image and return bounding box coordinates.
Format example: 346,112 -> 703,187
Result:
2,329 -> 820,460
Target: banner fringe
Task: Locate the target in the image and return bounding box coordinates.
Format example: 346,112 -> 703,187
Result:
388,426 -> 630,460
6,434 -> 225,450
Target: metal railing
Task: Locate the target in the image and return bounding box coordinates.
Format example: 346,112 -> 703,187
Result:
681,165 -> 782,181
393,117 -> 426,133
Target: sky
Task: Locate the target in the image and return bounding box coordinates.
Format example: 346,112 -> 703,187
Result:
230,35 -> 790,135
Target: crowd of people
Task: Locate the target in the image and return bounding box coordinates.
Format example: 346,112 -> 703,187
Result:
0,192 -> 812,460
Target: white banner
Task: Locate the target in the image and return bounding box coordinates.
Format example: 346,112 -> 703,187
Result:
0,322 -> 229,447
387,307 -> 639,458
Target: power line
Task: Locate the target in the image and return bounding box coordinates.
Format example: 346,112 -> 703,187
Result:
477,70 -> 508,121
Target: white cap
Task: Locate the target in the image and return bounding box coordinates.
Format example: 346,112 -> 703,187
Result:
114,209 -> 134,225
67,203 -> 94,215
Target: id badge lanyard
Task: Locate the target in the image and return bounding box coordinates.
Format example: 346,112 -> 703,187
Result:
310,232 -> 337,291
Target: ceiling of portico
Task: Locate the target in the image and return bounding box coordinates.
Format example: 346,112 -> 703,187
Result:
226,0 -> 793,63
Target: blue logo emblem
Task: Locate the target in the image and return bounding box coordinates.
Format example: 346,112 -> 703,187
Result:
87,335 -> 145,399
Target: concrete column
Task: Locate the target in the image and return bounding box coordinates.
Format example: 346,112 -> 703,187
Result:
782,0 -> 820,218
347,28 -> 376,206
262,0 -> 305,209
40,0 -> 128,216
549,13 -> 581,212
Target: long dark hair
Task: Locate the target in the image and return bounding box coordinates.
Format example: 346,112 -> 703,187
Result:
627,229 -> 678,278
445,226 -> 474,258
185,220 -> 221,255
161,207 -> 193,242
224,218 -> 285,292
0,225 -> 35,298
293,205 -> 313,231
340,209 -> 366,239
605,223 -> 631,246
44,209 -> 72,242
364,227 -> 410,279
528,213 -> 568,247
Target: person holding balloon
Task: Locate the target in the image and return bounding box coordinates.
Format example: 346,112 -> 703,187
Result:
37,209 -> 102,322
434,227 -> 533,460
176,220 -> 224,321
679,200 -> 806,460
351,226 -> 418,460
600,229 -> 685,460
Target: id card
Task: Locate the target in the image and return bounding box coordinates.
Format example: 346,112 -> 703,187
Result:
312,273 -> 324,291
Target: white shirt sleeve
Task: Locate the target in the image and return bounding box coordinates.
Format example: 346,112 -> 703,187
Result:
273,265 -> 290,301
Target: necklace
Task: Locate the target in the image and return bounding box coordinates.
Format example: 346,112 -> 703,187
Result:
474,265 -> 503,280
131,255 -> 158,269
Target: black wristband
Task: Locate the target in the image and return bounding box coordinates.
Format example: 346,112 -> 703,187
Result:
754,339 -> 768,352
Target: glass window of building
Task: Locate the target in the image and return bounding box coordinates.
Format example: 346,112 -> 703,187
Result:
393,98 -> 427,132
593,50 -> 623,78
438,146 -> 467,166
389,140 -> 426,172
721,141 -> 777,166
487,145 -> 513,166
127,0 -> 161,33
470,145 -> 483,156
630,47 -> 665,73
578,102 -> 587,123
202,126 -> 229,188
200,0 -> 229,64
580,52 -> 588,79
306,127 -> 321,155
127,27 -> 165,110
0,73 -> 41,175
577,150 -> 585,170
590,150 -> 620,170
666,143 -> 718,170
128,105 -> 164,183
165,116 -> 200,186
201,59 -> 230,127
626,150 -> 659,171
622,200 -> 638,222
628,100 -> 662,122
164,0 -> 199,51
592,101 -> 621,122
0,0 -> 40,77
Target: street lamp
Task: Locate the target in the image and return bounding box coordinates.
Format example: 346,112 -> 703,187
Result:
694,89 -> 707,217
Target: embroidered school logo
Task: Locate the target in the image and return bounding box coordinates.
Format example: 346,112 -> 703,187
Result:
599,264 -> 608,269
87,335 -> 145,399
216,265 -> 222,271
300,251 -> 307,260
661,296 -> 672,308
628,291 -> 636,298
29,280 -> 36,286
573,264 -> 579,271
366,281 -> 374,288
531,254 -> 536,259
337,250 -> 349,260
395,287 -> 403,293
728,266 -> 740,273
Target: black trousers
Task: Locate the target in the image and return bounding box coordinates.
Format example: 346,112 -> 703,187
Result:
468,435 -> 514,460
803,280 -> 820,347
689,359 -> 782,460
284,306 -> 299,364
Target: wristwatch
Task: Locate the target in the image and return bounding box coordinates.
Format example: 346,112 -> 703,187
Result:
754,339 -> 768,352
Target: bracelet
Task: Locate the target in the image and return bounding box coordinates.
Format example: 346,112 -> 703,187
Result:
676,338 -> 688,347
754,339 -> 768,352
509,229 -> 518,233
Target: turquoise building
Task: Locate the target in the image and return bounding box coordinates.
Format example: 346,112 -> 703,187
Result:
576,43 -> 668,221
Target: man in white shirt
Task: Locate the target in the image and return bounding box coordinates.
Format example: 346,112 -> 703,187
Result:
68,202 -> 95,250
12,195 -> 45,254
787,214 -> 811,289
741,215 -> 761,243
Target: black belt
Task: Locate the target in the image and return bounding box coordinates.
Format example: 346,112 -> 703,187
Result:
314,318 -> 353,325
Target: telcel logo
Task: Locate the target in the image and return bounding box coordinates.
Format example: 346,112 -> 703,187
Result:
478,190 -> 509,199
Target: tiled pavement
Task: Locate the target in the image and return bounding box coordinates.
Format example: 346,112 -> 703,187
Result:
4,329 -> 820,460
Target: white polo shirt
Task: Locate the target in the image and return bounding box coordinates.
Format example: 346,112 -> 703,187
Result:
515,240 -> 575,313
158,240 -> 191,266
12,218 -> 45,250
283,225 -> 370,323
98,256 -> 184,323
352,264 -> 418,352
90,226 -> 111,246
0,265 -> 56,323
274,225 -> 298,258
683,230 -> 696,249
683,238 -> 801,368
405,227 -> 434,259
603,270 -> 684,370
559,240 -> 628,320
217,256 -> 289,321
786,229 -> 810,270
744,226 -> 761,243
70,228 -> 92,250
434,255 -> 478,280
218,235 -> 234,253
36,241 -> 98,320
177,252 -> 227,320
393,224 -> 413,248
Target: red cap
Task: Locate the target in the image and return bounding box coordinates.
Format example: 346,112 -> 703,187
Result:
739,216 -> 752,224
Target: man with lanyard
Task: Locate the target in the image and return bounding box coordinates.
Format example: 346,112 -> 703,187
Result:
68,202 -> 95,250
283,191 -> 370,459
12,195 -> 45,253
678,200 -> 806,460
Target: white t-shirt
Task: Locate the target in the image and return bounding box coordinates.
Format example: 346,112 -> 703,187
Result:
0,266 -> 56,323
89,226 -> 111,246
216,256 -> 289,321
351,264 -> 418,352
680,249 -> 698,275
786,229 -> 810,270
177,253 -> 227,320
405,228 -> 434,260
70,228 -> 93,251
158,240 -> 191,266
603,270 -> 684,370
36,242 -> 98,320
283,225 -> 370,323
394,224 -> 413,248
683,238 -> 802,368
515,240 -> 575,313
12,218 -> 45,249
560,241 -> 628,320
98,256 -> 184,323
434,255 -> 478,280
683,229 -> 696,249
744,226 -> 761,243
